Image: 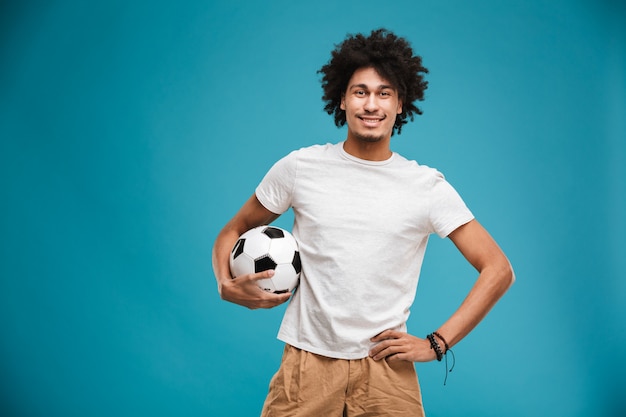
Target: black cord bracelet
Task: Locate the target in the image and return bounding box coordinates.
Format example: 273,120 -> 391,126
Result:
426,333 -> 444,361
428,331 -> 456,385
433,331 -> 450,353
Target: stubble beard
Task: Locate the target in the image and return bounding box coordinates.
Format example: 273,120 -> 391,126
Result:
352,131 -> 386,143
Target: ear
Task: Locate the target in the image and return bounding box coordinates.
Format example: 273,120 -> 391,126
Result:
340,94 -> 346,110
397,100 -> 403,114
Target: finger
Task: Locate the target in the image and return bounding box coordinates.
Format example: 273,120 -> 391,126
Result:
251,299 -> 285,310
370,330 -> 389,342
273,291 -> 292,303
369,338 -> 398,358
370,329 -> 400,342
369,342 -> 385,358
371,344 -> 402,361
385,352 -> 410,362
248,291 -> 292,310
248,269 -> 275,281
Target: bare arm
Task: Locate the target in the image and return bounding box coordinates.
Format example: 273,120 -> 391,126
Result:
433,219 -> 515,347
370,219 -> 515,361
211,194 -> 292,309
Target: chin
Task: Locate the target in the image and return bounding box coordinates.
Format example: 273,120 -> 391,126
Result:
354,132 -> 386,143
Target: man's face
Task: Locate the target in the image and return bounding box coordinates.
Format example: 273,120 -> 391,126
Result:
341,67 -> 403,143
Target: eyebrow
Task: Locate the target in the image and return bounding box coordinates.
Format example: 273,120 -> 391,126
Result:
349,83 -> 395,91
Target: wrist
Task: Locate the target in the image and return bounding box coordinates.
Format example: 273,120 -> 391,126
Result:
426,333 -> 444,361
432,331 -> 450,354
427,330 -> 456,386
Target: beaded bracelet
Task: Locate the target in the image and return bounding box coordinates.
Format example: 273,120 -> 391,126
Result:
428,331 -> 456,385
426,333 -> 444,361
433,331 -> 450,353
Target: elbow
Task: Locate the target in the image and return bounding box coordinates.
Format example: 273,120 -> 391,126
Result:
501,260 -> 515,290
485,258 -> 515,294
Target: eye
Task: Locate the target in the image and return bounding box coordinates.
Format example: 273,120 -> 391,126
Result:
380,91 -> 391,97
355,90 -> 366,96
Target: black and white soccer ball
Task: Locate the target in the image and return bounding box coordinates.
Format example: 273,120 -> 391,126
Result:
229,225 -> 301,294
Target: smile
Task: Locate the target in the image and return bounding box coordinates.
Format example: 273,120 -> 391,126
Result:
359,116 -> 385,126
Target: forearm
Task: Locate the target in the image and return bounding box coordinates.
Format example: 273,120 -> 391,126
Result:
211,226 -> 240,295
211,194 -> 280,294
211,194 -> 287,309
435,261 -> 514,349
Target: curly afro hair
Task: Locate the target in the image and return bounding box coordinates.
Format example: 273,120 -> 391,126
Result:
318,28 -> 429,136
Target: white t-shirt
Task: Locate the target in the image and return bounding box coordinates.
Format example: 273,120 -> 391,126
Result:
255,142 -> 474,359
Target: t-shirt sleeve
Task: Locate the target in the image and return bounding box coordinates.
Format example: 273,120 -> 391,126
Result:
255,150 -> 297,215
429,171 -> 474,238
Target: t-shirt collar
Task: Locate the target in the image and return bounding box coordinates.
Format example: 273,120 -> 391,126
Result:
338,141 -> 396,166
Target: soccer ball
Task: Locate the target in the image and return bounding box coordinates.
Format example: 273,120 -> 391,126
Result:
229,225 -> 301,294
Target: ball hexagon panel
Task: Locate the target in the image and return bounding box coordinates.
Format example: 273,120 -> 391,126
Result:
269,237 -> 298,264
256,278 -> 276,293
239,233 -> 272,260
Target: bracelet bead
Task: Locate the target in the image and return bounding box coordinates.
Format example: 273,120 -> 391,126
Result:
433,331 -> 450,353
428,331 -> 456,386
426,333 -> 444,361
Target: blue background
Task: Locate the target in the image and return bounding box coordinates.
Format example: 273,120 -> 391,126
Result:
1,0 -> 625,416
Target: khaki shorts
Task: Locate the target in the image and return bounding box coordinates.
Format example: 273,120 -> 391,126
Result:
260,344 -> 425,417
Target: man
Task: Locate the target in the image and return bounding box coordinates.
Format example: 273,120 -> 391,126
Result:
212,28 -> 514,416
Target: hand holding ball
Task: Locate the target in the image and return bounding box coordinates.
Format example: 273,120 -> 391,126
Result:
229,226 -> 301,294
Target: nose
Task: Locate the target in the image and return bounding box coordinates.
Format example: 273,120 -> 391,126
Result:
363,94 -> 379,112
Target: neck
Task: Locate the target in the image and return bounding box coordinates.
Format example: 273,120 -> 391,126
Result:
343,134 -> 392,161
